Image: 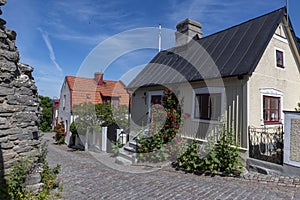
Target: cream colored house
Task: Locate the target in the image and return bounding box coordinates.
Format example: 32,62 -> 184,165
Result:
127,7 -> 300,151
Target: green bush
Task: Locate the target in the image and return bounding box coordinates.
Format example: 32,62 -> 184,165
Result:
53,121 -> 66,144
2,143 -> 61,199
177,140 -> 201,172
70,121 -> 78,135
112,141 -> 123,157
208,127 -> 243,174
72,102 -> 129,133
176,126 -> 244,175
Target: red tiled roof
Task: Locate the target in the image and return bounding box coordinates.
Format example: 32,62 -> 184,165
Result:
52,99 -> 60,108
65,76 -> 129,107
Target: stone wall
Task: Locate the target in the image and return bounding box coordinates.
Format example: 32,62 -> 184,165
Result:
0,0 -> 41,191
283,111 -> 300,177
290,119 -> 300,162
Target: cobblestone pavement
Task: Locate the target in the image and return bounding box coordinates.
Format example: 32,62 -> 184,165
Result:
43,133 -> 300,200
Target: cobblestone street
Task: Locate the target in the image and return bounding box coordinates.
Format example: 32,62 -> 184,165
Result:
43,133 -> 300,200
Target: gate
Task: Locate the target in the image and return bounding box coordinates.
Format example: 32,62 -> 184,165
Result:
248,125 -> 283,165
106,124 -> 119,153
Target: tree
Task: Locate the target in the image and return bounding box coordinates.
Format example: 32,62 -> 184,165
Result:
72,102 -> 129,135
39,95 -> 53,132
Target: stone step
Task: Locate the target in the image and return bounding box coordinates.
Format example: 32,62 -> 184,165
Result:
129,141 -> 140,149
124,145 -> 137,153
116,148 -> 137,164
115,156 -> 133,166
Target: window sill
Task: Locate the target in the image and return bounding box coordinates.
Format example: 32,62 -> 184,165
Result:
192,118 -> 222,124
261,122 -> 282,127
275,65 -> 285,70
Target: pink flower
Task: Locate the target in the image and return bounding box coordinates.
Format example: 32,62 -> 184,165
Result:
159,104 -> 164,108
184,113 -> 191,119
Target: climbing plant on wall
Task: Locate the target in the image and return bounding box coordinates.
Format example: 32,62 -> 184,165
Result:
137,88 -> 182,161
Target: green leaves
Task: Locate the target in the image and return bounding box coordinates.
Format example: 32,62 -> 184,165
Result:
176,125 -> 244,175
72,102 -> 129,135
176,140 -> 201,173
53,121 -> 66,144
3,143 -> 61,199
39,95 -> 53,132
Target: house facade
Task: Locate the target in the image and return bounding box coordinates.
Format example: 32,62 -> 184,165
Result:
127,7 -> 300,153
51,99 -> 60,130
58,72 -> 129,146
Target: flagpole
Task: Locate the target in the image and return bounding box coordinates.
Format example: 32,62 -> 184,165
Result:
158,24 -> 161,52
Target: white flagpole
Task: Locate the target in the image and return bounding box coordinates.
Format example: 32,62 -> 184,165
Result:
158,24 -> 162,52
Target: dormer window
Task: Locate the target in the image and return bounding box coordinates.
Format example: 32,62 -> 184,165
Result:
276,49 -> 284,68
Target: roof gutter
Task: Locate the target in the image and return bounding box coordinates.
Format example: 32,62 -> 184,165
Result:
283,16 -> 300,66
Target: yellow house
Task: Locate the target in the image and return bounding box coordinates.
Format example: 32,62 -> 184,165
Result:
127,7 -> 300,154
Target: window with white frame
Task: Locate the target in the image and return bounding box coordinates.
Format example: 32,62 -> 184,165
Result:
260,88 -> 283,125
275,48 -> 285,68
263,96 -> 280,124
193,87 -> 224,121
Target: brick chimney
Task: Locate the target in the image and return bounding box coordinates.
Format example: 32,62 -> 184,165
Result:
94,72 -> 103,85
175,18 -> 203,46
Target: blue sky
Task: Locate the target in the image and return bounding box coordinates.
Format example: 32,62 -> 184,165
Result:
1,0 -> 299,98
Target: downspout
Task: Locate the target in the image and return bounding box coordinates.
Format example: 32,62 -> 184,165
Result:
283,17 -> 300,65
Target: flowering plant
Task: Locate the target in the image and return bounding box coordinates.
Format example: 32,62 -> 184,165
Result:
53,121 -> 66,144
137,88 -> 183,162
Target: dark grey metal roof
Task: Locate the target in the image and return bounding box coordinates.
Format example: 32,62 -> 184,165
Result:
128,7 -> 288,89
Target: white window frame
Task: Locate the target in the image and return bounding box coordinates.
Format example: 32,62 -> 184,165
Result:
192,87 -> 225,124
274,47 -> 285,70
260,88 -> 283,126
273,34 -> 288,44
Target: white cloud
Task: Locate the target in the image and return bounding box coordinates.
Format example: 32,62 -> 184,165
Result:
23,56 -> 64,97
43,0 -> 141,46
77,27 -> 175,78
38,28 -> 63,73
166,0 -> 284,35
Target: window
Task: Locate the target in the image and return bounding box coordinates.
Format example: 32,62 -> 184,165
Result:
86,94 -> 91,99
151,95 -> 162,105
194,93 -> 221,120
63,95 -> 66,110
276,49 -> 284,68
111,97 -> 119,108
103,97 -> 111,103
263,96 -> 280,124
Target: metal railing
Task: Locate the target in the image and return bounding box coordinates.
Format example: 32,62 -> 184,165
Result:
248,125 -> 283,164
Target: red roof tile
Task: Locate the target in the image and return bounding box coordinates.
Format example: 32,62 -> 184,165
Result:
65,76 -> 129,108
